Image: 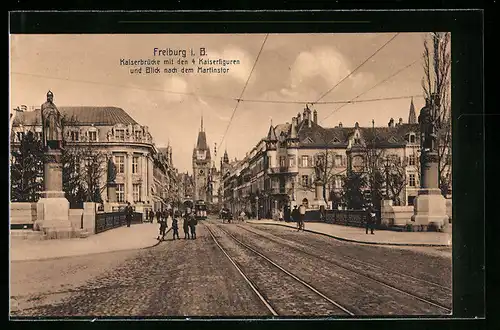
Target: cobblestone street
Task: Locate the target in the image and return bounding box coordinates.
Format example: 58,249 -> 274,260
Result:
10,218 -> 452,318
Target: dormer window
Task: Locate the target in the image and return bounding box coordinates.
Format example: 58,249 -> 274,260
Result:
115,129 -> 125,141
134,130 -> 142,140
409,134 -> 416,143
88,130 -> 97,142
71,131 -> 79,141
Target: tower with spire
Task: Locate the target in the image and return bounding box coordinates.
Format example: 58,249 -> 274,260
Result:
193,116 -> 212,202
408,97 -> 417,124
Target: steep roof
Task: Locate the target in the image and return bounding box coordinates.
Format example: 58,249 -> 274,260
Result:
295,121 -> 419,147
266,125 -> 277,141
12,106 -> 138,126
196,131 -> 209,150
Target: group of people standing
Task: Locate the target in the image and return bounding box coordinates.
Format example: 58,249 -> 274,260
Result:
290,204 -> 306,231
155,207 -> 198,241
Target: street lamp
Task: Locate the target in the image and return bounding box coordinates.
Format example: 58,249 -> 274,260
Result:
255,195 -> 260,220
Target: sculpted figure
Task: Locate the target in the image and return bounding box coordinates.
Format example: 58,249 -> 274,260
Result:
418,97 -> 437,152
41,90 -> 63,150
315,157 -> 324,182
107,157 -> 117,183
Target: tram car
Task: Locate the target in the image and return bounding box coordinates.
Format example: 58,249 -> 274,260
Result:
194,200 -> 208,220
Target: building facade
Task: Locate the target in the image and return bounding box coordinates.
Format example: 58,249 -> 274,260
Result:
192,118 -> 218,204
221,100 -> 450,218
10,104 -> 179,216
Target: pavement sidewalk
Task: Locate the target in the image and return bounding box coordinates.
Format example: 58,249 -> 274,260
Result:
10,222 -> 166,262
247,219 -> 452,247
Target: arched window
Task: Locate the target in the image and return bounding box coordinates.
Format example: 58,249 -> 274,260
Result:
302,198 -> 309,208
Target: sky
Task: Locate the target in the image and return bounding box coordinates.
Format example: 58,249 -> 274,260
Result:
10,33 -> 435,174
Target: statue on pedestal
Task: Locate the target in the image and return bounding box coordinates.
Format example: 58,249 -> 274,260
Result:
418,97 -> 438,153
41,90 -> 63,151
315,157 -> 324,183
107,157 -> 117,184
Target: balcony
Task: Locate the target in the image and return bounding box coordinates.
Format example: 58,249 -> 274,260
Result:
268,166 -> 297,175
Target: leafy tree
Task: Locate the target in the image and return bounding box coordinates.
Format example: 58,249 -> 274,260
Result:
10,131 -> 45,202
341,172 -> 366,210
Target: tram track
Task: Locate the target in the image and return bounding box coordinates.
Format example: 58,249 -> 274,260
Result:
204,223 -> 355,316
232,223 -> 452,314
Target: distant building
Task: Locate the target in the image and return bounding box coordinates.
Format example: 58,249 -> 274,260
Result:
221,100 -> 450,217
10,104 -> 179,216
192,117 -> 213,203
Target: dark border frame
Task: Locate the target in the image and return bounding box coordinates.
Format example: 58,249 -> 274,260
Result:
7,9 -> 486,329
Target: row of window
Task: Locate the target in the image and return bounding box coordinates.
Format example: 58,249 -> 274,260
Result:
116,183 -> 142,203
113,154 -> 144,174
277,154 -> 348,168
297,173 -> 418,188
67,130 -> 98,142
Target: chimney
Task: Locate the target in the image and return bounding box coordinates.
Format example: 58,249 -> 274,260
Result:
398,118 -> 403,126
297,112 -> 301,122
388,118 -> 394,127
290,117 -> 298,139
339,122 -> 343,128
313,109 -> 318,124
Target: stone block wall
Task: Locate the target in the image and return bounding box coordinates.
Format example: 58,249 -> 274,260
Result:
381,203 -> 414,227
69,209 -> 84,230
10,202 -> 37,228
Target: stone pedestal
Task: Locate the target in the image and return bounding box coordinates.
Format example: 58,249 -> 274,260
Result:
35,197 -> 75,239
411,188 -> 448,230
412,151 -> 448,231
35,149 -> 76,239
312,180 -> 327,209
107,182 -> 117,203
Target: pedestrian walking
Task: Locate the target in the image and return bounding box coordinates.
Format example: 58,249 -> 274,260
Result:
291,205 -> 299,230
278,209 -> 284,222
125,202 -> 133,227
183,212 -> 190,239
366,206 -> 376,235
158,216 -> 167,241
190,215 -> 198,239
298,203 -> 306,231
149,210 -> 155,223
155,210 -> 161,223
172,212 -> 180,240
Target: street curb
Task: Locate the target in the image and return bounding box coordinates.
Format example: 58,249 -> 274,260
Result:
11,226 -> 167,263
249,222 -> 451,248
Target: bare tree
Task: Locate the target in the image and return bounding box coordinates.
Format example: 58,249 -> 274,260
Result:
422,32 -> 452,195
61,115 -> 107,206
384,155 -> 407,206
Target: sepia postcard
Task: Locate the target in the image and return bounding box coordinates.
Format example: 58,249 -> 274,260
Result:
9,30 -> 456,319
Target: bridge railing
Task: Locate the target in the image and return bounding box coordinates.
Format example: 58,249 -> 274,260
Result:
294,209 -> 369,228
95,211 -> 143,234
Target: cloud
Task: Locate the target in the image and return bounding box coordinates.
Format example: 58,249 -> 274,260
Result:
287,46 -> 375,99
162,76 -> 188,103
204,46 -> 254,85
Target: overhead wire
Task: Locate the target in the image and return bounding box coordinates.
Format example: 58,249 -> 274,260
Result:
218,34 -> 269,147
320,59 -> 420,124
313,33 -> 400,104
